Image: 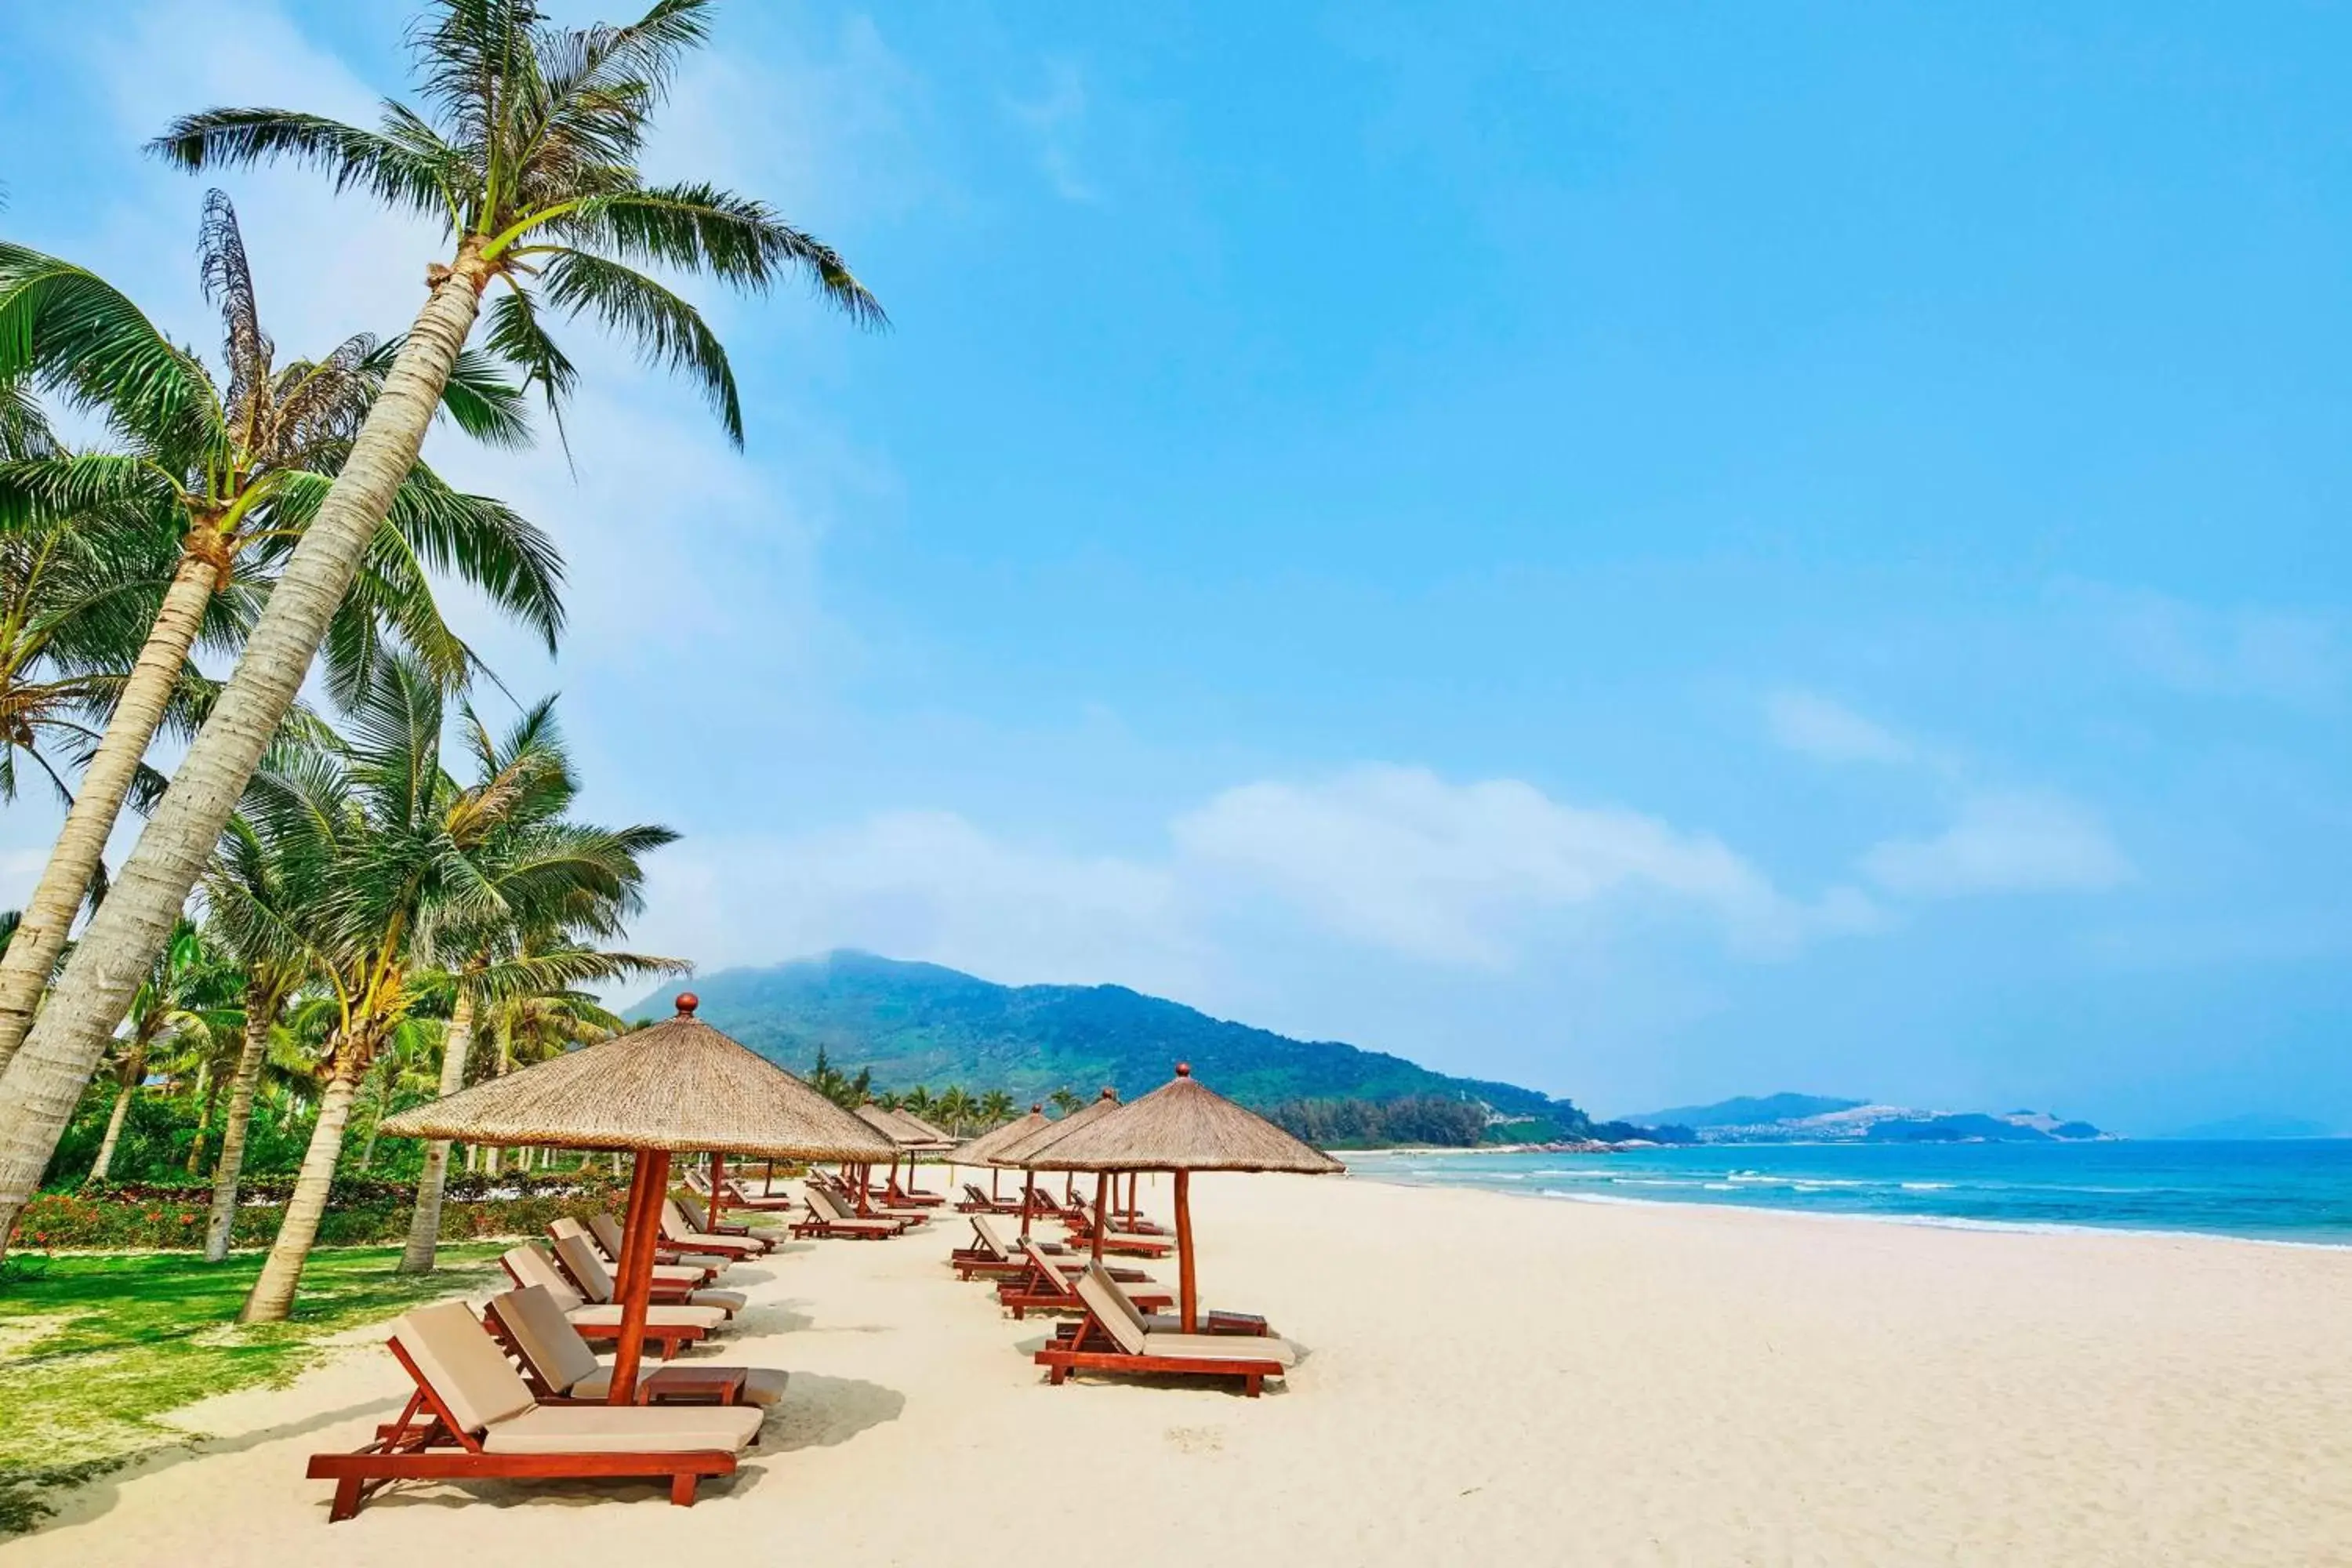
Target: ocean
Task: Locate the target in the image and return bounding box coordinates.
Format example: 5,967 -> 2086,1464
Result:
1344,1138 -> 2352,1245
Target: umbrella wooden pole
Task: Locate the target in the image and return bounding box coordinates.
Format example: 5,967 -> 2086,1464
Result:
608,1147 -> 670,1404
1174,1168 -> 1197,1334
1019,1172 -> 1036,1240
991,1167 -> 1002,1202
706,1149 -> 725,1233
1091,1171 -> 1109,1262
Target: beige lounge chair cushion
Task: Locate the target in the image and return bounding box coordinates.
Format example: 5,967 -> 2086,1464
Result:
580,1214 -> 732,1278
688,1288 -> 747,1312
503,1243 -> 589,1312
971,1215 -> 1014,1259
572,1366 -> 789,1406
479,1403 -> 761,1455
490,1284 -> 602,1395
1074,1268 -> 1145,1352
564,1301 -> 729,1331
392,1301 -> 537,1432
1139,1332 -> 1298,1368
663,1199 -> 764,1249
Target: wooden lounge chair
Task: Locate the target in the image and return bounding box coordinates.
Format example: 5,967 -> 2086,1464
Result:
956,1181 -> 1030,1214
308,1300 -> 759,1520
999,1239 -> 1173,1320
550,1229 -> 746,1316
1054,1207 -> 1174,1258
832,1175 -> 931,1224
793,1184 -> 915,1240
551,1217 -> 717,1292
881,1176 -> 944,1207
484,1286 -> 787,1409
1033,1266 -> 1298,1397
1049,1266 -> 1272,1341
498,1245 -> 724,1359
586,1211 -> 727,1280
660,1198 -> 773,1258
724,1176 -> 800,1212
950,1214 -> 1155,1284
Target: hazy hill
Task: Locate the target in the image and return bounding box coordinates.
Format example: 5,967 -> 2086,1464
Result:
1623,1092 -> 1866,1129
636,951 -> 1577,1122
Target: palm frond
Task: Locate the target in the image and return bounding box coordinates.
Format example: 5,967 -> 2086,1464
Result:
147,108 -> 458,225
539,250 -> 739,441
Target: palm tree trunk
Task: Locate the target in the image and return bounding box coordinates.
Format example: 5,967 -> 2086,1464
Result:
399,985 -> 474,1271
0,543 -> 225,1083
0,249 -> 491,1259
86,1077 -> 136,1184
185,1059 -> 218,1174
238,1040 -> 367,1323
203,1000 -> 273,1262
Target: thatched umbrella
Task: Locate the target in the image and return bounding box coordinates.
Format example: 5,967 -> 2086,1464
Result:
1025,1064 -> 1343,1331
996,1087 -> 1127,1244
948,1104 -> 1050,1202
380,993 -> 894,1402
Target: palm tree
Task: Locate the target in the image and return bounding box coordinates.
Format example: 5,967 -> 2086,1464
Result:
0,0 -> 880,1253
195,808 -> 320,1261
396,697 -> 681,1271
83,920 -> 234,1183
0,197 -> 557,1088
1048,1087 -> 1084,1116
935,1085 -> 974,1138
233,655 -> 673,1319
976,1088 -> 1015,1129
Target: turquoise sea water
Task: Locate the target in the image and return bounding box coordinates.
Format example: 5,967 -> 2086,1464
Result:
1345,1139 -> 2352,1245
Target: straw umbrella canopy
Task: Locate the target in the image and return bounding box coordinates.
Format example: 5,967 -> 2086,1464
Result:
891,1105 -> 953,1144
381,993 -> 894,1402
949,1104 -> 1053,1203
1025,1063 -> 1344,1331
995,1087 -> 1124,1239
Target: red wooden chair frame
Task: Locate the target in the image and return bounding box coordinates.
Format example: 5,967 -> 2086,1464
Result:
309,1338 -> 735,1521
1033,1312 -> 1287,1398
996,1253 -> 1174,1319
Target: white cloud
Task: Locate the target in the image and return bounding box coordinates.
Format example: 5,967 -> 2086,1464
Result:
1862,792 -> 2132,898
1004,60 -> 1097,203
2078,584 -> 2343,707
632,810 -> 1196,996
1174,765 -> 1873,965
1766,689 -> 1912,764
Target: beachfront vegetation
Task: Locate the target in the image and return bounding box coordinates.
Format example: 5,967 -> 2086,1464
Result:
0,1245 -> 499,1534
0,0 -> 882,1261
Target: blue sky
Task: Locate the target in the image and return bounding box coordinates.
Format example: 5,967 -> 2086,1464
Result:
3,2 -> 2348,1132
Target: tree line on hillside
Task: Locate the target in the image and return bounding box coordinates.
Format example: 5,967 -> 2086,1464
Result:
0,0 -> 884,1329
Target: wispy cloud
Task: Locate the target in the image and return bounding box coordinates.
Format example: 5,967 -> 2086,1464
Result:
1005,59 -> 1097,203
2076,584 -> 2344,708
1765,689 -> 1913,765
1862,792 -> 2132,898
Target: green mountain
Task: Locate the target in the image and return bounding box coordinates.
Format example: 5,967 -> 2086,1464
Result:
632,950 -> 1577,1122
1623,1092 -> 1866,1129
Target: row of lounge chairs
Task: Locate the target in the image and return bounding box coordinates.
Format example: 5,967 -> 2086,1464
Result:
946,1208 -> 1299,1396
312,1196 -> 800,1520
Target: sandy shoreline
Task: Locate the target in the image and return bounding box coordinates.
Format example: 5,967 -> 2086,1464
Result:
7,1165 -> 2349,1566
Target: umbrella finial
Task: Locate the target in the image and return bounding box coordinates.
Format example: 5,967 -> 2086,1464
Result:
1176,1062 -> 1191,1077
675,992 -> 699,1016
1098,1087 -> 1118,1100
1030,1103 -> 1043,1112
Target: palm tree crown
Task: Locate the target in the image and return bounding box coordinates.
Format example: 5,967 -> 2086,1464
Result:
152,0 -> 884,446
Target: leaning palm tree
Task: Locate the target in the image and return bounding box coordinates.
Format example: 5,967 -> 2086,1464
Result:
396,698 -> 681,1271
234,655 -> 675,1320
194,808 -> 321,1261
83,920 -> 228,1184
0,196 -> 559,1087
0,0 -> 878,1254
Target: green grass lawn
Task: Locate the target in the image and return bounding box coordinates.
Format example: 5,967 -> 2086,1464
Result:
0,1245 -> 499,1534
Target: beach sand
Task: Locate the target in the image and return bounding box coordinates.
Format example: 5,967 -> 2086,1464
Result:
7,1167 -> 2349,1566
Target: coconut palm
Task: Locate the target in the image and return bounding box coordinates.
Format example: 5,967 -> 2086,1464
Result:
396,698 -> 681,1270
935,1085 -> 974,1138
194,809 -> 321,1261
230,655 -> 674,1319
976,1088 -> 1016,1129
0,0 -> 881,1253
0,196 -> 558,1090
83,920 -> 236,1183
1048,1087 -> 1084,1116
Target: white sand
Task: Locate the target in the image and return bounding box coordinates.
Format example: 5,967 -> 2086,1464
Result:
8,1168 -> 2350,1566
